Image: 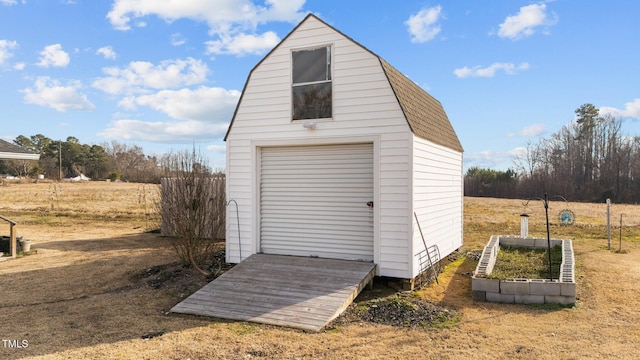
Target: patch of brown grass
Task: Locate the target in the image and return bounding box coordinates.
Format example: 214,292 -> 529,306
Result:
1,187 -> 640,359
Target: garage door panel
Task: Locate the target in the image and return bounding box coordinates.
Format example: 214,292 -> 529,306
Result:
260,144 -> 374,261
261,209 -> 373,218
261,238 -> 373,249
261,223 -> 373,232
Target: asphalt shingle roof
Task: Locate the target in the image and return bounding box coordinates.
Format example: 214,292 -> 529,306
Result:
0,139 -> 30,154
379,58 -> 463,152
0,139 -> 39,160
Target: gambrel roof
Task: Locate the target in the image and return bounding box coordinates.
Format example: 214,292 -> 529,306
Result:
225,14 -> 463,153
0,139 -> 40,160
379,58 -> 463,152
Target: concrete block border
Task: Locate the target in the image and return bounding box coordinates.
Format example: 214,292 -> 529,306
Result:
472,235 -> 576,305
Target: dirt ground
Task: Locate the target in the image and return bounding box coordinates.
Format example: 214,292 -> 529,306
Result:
1,182 -> 639,359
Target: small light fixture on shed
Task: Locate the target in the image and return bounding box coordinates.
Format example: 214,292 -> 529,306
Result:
302,121 -> 317,129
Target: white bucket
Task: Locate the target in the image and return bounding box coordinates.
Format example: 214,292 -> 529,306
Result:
20,239 -> 31,252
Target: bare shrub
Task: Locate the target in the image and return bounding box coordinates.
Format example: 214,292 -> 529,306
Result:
158,149 -> 225,276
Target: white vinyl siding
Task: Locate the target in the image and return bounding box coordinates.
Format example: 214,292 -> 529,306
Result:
225,139 -> 254,263
411,137 -> 464,277
260,144 -> 374,261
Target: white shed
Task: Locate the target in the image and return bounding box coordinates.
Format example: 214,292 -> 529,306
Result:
224,14 -> 463,283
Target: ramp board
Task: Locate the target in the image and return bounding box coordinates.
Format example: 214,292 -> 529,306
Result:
170,254 -> 376,332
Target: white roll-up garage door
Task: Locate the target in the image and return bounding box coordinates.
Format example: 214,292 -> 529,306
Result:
260,143 -> 374,261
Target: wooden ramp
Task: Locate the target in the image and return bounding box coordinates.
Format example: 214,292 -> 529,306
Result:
170,254 -> 376,332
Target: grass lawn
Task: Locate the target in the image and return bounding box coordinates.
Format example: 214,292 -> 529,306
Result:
2,184 -> 640,359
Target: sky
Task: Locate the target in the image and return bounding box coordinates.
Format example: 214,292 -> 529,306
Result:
1,0 -> 639,171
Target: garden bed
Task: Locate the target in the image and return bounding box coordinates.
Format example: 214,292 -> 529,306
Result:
489,245 -> 562,280
472,236 -> 576,305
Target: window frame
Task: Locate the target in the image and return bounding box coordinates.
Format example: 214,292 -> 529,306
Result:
291,45 -> 333,121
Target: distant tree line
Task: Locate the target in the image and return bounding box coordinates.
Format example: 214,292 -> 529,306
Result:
464,167 -> 519,199
0,134 -> 191,183
465,104 -> 640,203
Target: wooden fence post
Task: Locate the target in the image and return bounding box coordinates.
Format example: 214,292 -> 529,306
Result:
0,215 -> 18,258
10,222 -> 17,258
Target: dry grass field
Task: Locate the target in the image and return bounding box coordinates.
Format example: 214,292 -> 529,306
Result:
1,181 -> 639,359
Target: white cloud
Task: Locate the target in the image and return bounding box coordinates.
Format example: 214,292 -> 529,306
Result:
0,39 -> 18,66
497,3 -> 557,40
465,148 -> 524,170
99,119 -> 229,142
119,86 -> 240,122
107,0 -> 305,56
508,123 -> 547,137
1,0 -> 18,5
92,57 -> 209,95
454,62 -> 530,78
510,146 -> 527,157
207,144 -> 226,154
13,62 -> 25,70
260,0 -> 307,22
107,0 -> 306,31
99,84 -> 240,144
21,76 -> 95,112
96,46 -> 117,60
36,44 -> 70,68
171,33 -> 186,46
205,31 -> 280,56
600,98 -> 640,120
405,5 -> 443,43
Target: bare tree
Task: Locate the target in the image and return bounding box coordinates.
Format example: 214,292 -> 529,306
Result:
158,148 -> 225,276
4,159 -> 37,177
513,104 -> 640,202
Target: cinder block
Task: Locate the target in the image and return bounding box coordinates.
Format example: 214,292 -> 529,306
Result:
561,282 -> 576,297
472,277 -> 500,292
498,236 -> 515,246
474,265 -> 488,276
529,279 -> 561,296
499,237 -> 526,247
472,290 -> 486,301
545,295 -> 576,305
486,256 -> 497,274
534,238 -> 552,248
488,235 -> 500,245
514,294 -> 545,304
486,292 -> 514,304
500,279 -> 530,295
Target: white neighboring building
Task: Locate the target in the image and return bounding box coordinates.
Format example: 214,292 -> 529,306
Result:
0,139 -> 40,161
224,14 -> 463,282
69,174 -> 91,181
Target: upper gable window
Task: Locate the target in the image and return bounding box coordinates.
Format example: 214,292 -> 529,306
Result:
292,46 -> 332,120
